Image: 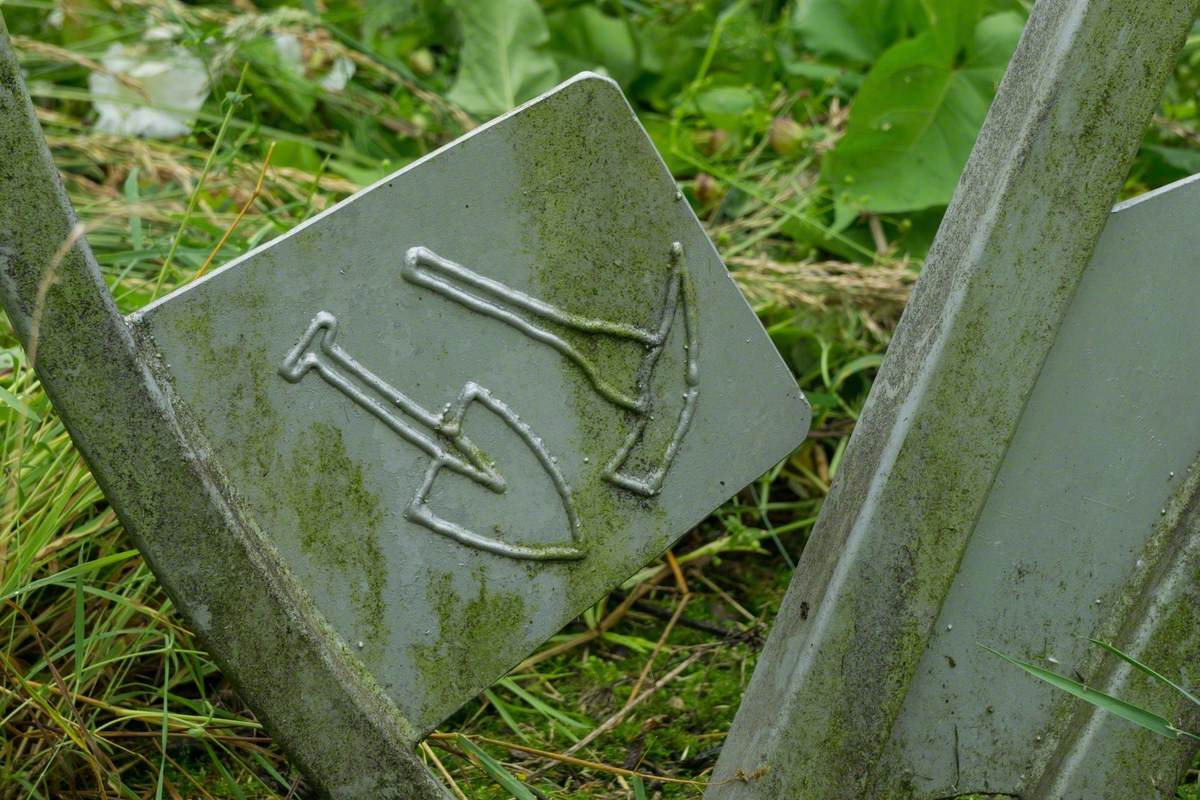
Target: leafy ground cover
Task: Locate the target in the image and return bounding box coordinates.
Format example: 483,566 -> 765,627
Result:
0,1 -> 1198,798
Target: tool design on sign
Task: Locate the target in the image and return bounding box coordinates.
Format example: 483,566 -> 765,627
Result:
402,242 -> 699,497
279,311 -> 583,561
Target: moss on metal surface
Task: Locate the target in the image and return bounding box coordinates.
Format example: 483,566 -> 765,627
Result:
511,75 -> 676,617
287,423 -> 389,660
708,2 -> 1200,798
0,18 -> 448,799
410,570 -> 529,724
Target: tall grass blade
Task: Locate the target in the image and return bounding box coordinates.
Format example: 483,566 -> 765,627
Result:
0,384 -> 39,421
456,734 -> 537,800
1089,638 -> 1200,707
984,645 -> 1197,741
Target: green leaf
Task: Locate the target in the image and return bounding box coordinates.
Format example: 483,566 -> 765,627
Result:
0,384 -> 40,422
547,5 -> 638,86
361,0 -> 451,62
482,689 -> 530,743
1144,144 -> 1200,177
984,645 -> 1196,741
694,85 -> 761,130
1,550 -> 138,603
832,353 -> 883,390
448,0 -> 560,118
240,37 -> 318,126
823,11 -> 1023,215
919,0 -> 987,58
791,0 -> 920,64
1089,639 -> 1200,708
497,677 -> 589,733
456,734 -> 537,800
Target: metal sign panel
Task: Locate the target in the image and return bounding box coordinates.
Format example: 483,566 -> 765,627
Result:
708,2 -> 1199,798
878,172 -> 1200,797
129,73 -> 809,738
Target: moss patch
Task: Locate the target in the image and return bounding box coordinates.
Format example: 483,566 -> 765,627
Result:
285,422 -> 389,661
411,570 -> 529,726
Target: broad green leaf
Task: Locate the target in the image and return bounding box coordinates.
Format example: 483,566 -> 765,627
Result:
269,140 -> 324,174
360,0 -> 452,61
918,0 -> 987,58
1144,144 -> 1200,177
694,85 -> 761,130
783,59 -> 863,92
457,734 -> 537,800
447,0 -> 560,118
547,5 -> 638,87
791,0 -> 920,63
823,11 -> 1023,215
984,646 -> 1197,741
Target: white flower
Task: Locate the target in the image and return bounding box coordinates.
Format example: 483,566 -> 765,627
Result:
319,57 -> 355,92
143,24 -> 184,42
88,43 -> 209,139
273,33 -> 303,72
273,32 -> 355,92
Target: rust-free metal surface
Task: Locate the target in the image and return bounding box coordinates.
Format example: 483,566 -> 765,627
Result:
130,75 -> 809,739
1,28 -> 809,794
0,15 -> 450,799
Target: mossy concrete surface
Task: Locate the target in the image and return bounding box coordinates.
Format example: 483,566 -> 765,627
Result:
708,2 -> 1200,798
0,15 -> 448,800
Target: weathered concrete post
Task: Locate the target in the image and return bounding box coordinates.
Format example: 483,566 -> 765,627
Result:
0,15 -> 453,800
709,1 -> 1200,799
1,14 -> 810,797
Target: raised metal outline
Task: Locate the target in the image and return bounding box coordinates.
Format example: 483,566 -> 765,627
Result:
279,310 -> 584,561
402,242 -> 699,496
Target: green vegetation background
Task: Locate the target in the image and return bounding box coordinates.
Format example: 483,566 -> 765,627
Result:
0,1 -> 1198,798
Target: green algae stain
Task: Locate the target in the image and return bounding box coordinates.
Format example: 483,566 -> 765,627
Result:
166,286 -> 284,482
505,77 -> 679,604
411,570 -> 528,723
285,422 -> 389,661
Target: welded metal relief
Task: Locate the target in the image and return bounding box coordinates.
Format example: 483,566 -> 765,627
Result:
279,241 -> 699,560
279,310 -> 584,561
2,60 -> 812,797
402,242 -> 698,497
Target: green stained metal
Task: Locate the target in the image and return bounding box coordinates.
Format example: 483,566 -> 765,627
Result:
131,72 -> 809,739
708,1 -> 1199,798
0,14 -> 449,800
0,16 -> 810,796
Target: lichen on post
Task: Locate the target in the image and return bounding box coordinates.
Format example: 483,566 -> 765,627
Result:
0,14 -> 450,799
708,1 -> 1200,798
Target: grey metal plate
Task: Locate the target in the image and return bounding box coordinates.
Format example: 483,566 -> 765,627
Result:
706,3 -> 1199,796
881,173 -> 1200,797
130,73 -> 809,736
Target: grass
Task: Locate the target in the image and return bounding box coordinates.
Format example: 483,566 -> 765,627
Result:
0,1 -> 1196,798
